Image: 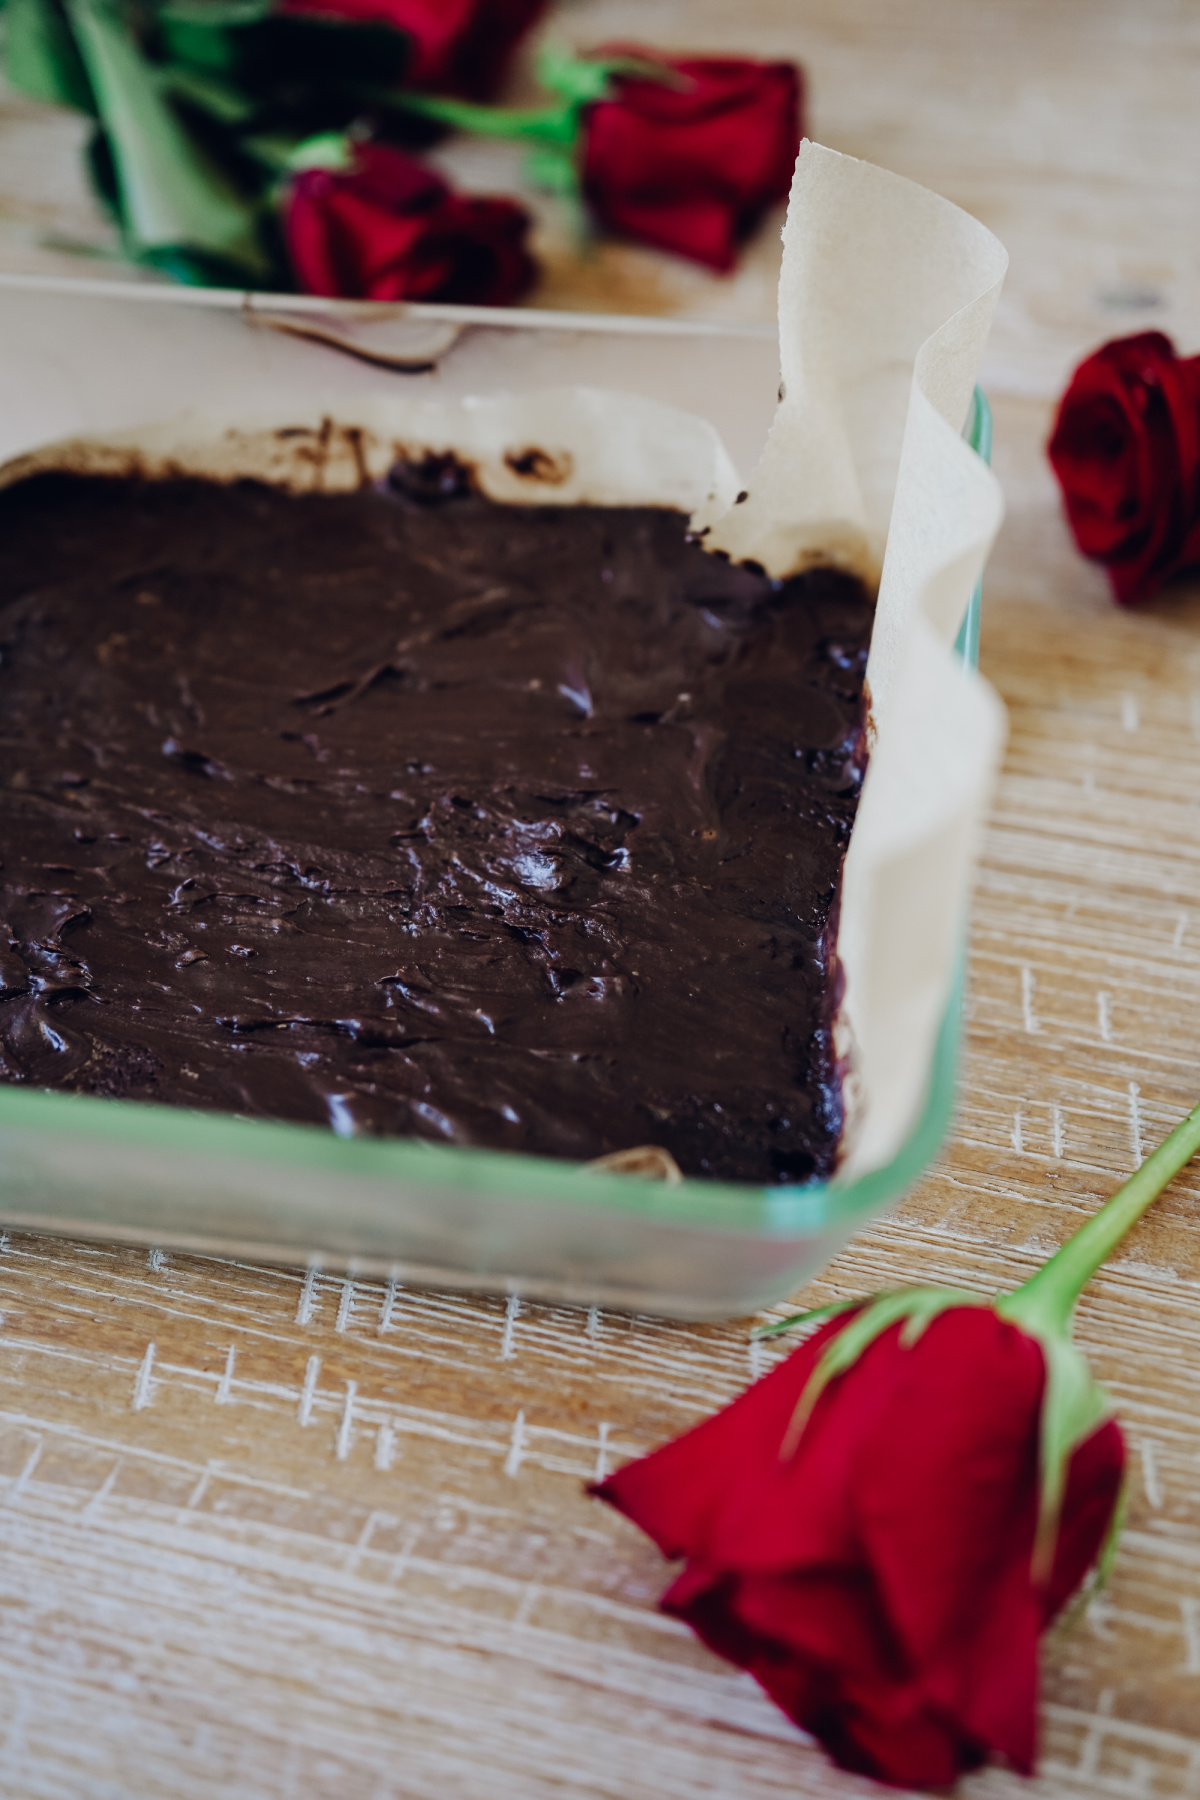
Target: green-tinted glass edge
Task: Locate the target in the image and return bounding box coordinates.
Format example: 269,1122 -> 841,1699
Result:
0,389 -> 992,1242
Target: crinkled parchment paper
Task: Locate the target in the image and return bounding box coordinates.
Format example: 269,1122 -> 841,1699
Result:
0,141 -> 1008,1183
704,142 -> 1010,1178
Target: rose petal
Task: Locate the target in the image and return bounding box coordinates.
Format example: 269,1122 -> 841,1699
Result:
594,1312 -> 854,1558
1048,330 -> 1200,604
581,51 -> 802,270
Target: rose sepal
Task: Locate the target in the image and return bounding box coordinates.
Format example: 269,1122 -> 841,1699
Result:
995,1302 -> 1111,1581
276,130 -> 356,175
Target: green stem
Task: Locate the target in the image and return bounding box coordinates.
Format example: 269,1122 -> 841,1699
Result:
1001,1097 -> 1200,1336
391,50 -> 681,149
394,91 -> 576,146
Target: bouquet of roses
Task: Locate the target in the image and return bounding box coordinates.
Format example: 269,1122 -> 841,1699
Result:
4,0 -> 802,304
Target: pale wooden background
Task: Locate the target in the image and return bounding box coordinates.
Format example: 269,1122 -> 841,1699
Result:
2,3 -> 1200,1796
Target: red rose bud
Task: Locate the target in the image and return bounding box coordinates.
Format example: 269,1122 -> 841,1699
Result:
597,1303 -> 1123,1788
284,141 -> 535,305
1048,331 -> 1200,604
595,1100 -> 1200,1788
277,0 -> 548,99
581,49 -> 802,271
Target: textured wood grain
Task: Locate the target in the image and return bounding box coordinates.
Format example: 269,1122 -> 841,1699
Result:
2,2 -> 1200,1796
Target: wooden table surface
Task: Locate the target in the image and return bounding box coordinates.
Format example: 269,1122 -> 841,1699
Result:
2,3 -> 1200,1796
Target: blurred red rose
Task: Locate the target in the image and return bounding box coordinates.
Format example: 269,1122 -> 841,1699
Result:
284,141 -> 535,304
580,48 -> 802,271
595,1306 -> 1124,1790
1048,331 -> 1200,604
278,0 -> 547,99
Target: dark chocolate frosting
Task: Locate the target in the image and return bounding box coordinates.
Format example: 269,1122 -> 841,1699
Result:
0,468 -> 871,1182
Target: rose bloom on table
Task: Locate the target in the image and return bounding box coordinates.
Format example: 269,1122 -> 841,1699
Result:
1049,331 -> 1200,604
284,140 -> 535,304
595,1103 -> 1200,1789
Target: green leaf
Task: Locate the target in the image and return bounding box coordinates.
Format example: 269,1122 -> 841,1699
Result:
65,0 -> 272,281
5,0 -> 95,111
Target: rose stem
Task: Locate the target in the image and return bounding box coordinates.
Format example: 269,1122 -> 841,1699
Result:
1003,1096 -> 1200,1335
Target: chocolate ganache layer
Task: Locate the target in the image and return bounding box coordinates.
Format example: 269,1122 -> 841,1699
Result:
0,466 -> 872,1183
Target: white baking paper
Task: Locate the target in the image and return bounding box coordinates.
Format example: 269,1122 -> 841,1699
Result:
0,140 -> 1008,1183
700,142 -> 1010,1178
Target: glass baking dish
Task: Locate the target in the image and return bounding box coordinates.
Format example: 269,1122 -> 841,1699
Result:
0,282 -> 991,1318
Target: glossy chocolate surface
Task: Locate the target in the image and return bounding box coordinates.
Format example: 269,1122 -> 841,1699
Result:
0,469 -> 871,1182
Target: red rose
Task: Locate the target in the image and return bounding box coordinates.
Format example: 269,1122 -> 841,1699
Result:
580,49 -> 802,271
1048,331 -> 1200,604
284,141 -> 535,305
277,0 -> 547,99
595,1306 -> 1124,1789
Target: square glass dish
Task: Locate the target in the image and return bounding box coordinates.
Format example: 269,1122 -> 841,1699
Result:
0,281 -> 990,1319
